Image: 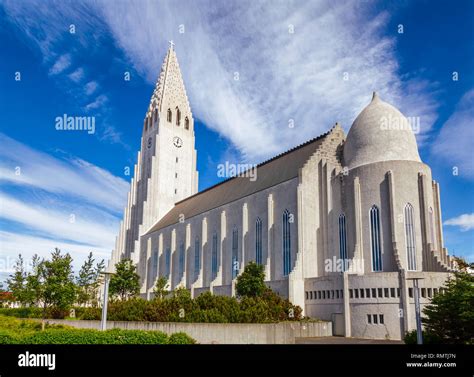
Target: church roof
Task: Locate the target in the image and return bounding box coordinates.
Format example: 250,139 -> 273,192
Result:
343,92 -> 421,169
145,128 -> 334,234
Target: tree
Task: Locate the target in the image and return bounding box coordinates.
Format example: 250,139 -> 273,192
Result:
422,271 -> 474,344
76,252 -> 105,306
6,254 -> 27,305
235,262 -> 266,298
153,276 -> 170,299
24,254 -> 42,307
36,249 -> 77,322
109,259 -> 140,300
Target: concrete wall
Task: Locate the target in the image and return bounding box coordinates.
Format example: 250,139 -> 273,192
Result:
41,319 -> 332,344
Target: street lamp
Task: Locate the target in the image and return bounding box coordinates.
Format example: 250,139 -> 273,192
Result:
407,277 -> 424,344
99,270 -> 115,331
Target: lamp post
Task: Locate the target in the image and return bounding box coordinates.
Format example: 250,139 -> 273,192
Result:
407,277 -> 424,344
100,271 -> 114,331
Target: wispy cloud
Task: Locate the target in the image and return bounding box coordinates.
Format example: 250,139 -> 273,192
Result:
85,94 -> 108,111
0,133 -> 129,213
94,0 -> 440,161
444,213 -> 474,231
68,67 -> 85,83
49,54 -> 71,75
85,81 -> 98,95
431,89 -> 474,180
0,134 -> 129,277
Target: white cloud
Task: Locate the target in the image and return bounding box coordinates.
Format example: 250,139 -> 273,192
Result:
49,54 -> 71,75
85,81 -> 98,95
0,133 -> 129,213
85,94 -> 108,111
444,213 -> 474,232
95,0 -> 440,161
431,89 -> 474,180
0,134 -> 129,276
69,67 -> 85,83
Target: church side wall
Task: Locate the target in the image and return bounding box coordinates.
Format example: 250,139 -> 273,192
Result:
139,178 -> 300,297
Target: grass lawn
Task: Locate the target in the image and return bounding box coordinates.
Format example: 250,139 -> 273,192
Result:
0,315 -> 195,344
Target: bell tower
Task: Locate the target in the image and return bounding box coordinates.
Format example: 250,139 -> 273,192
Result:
109,43 -> 199,267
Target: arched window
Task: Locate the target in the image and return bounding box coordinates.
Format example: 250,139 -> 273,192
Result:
212,232 -> 218,278
283,210 -> 291,276
176,107 -> 181,126
429,207 -> 436,247
179,242 -> 185,278
194,237 -> 200,278
404,203 -> 417,271
232,228 -> 239,279
185,116 -> 189,130
144,118 -> 148,131
167,108 -> 172,123
153,109 -> 158,124
370,205 -> 382,271
255,217 -> 263,265
338,214 -> 347,270
165,247 -> 171,278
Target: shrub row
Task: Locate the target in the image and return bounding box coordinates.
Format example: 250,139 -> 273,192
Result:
1,289 -> 302,323
76,289 -> 302,323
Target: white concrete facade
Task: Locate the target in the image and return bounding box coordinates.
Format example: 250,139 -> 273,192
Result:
109,48 -> 455,340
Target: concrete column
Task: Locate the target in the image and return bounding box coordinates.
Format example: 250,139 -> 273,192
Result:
387,170 -> 402,270
158,233 -> 163,280
343,271 -> 351,337
144,237 -> 152,299
418,173 -> 432,271
211,211 -> 225,289
352,176 -> 364,274
266,194 -> 274,281
432,181 -> 444,256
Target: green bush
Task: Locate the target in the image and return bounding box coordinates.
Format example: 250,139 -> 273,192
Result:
1,288 -> 303,324
404,330 -> 443,344
168,332 -> 196,344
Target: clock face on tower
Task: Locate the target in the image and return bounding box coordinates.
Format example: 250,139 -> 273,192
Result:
147,137 -> 152,149
173,136 -> 183,148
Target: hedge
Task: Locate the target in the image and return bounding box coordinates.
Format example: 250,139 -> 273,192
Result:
0,289 -> 303,324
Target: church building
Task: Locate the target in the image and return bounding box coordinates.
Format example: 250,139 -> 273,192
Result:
108,45 -> 454,340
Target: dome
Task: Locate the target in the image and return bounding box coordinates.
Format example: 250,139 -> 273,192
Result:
343,92 -> 421,170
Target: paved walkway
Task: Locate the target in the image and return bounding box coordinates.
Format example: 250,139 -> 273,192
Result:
296,336 -> 403,344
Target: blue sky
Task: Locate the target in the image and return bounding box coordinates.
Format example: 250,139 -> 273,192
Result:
0,0 -> 473,282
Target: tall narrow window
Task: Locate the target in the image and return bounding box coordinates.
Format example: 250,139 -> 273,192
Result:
255,217 -> 263,265
167,108 -> 172,123
165,247 -> 171,278
429,207 -> 436,247
232,228 -> 239,279
185,116 -> 189,130
338,214 -> 347,270
179,242 -> 185,278
404,203 -> 417,271
153,108 -> 158,124
283,209 -> 291,276
370,205 -> 382,272
194,237 -> 200,278
176,107 -> 181,126
212,232 -> 218,278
